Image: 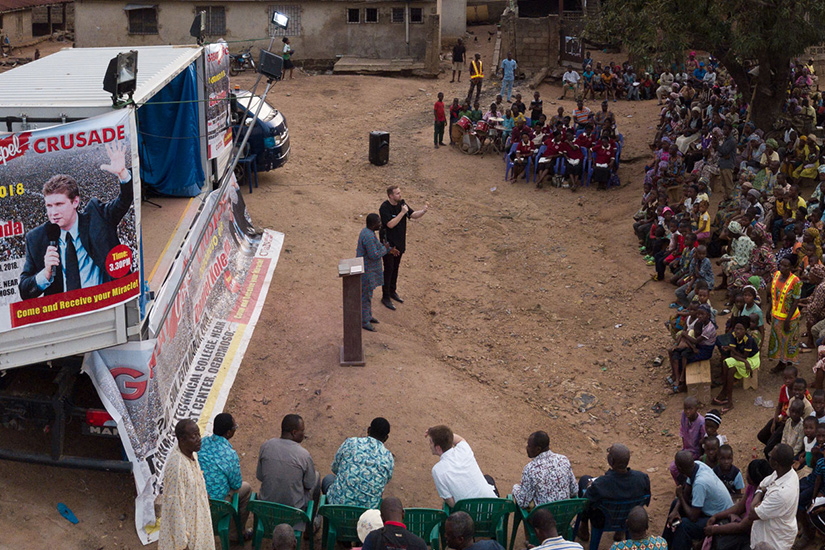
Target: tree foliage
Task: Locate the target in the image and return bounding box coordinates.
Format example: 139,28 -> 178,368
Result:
586,0 -> 825,128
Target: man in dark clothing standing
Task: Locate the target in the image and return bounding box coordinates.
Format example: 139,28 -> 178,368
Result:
379,185 -> 429,311
451,39 -> 466,83
361,497 -> 427,550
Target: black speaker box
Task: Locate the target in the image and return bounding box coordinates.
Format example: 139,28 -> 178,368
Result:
369,131 -> 389,166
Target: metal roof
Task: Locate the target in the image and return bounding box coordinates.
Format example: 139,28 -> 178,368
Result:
0,45 -> 202,119
0,0 -> 70,13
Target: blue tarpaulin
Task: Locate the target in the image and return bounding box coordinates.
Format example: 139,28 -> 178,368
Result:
137,63 -> 204,197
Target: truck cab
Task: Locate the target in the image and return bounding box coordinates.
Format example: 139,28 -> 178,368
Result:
231,90 -> 290,183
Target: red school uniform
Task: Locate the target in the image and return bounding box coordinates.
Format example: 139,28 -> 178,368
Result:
517,140 -> 535,157
591,142 -> 617,164
575,133 -> 594,150
559,141 -> 584,160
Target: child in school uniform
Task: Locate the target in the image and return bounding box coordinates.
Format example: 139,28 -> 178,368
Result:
713,444 -> 744,497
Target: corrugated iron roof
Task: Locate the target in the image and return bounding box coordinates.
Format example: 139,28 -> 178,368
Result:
0,45 -> 202,119
0,0 -> 70,13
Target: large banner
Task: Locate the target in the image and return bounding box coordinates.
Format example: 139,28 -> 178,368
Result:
83,178 -> 282,544
0,110 -> 140,332
205,40 -> 233,159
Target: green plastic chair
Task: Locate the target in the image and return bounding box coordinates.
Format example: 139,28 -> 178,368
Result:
316,494 -> 369,550
209,493 -> 242,550
403,508 -> 447,550
248,493 -> 315,550
446,498 -> 516,548
509,498 -> 588,550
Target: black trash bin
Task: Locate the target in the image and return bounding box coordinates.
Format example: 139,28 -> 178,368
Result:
369,131 -> 389,166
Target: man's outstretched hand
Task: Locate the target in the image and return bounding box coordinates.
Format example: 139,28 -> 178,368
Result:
101,141 -> 130,181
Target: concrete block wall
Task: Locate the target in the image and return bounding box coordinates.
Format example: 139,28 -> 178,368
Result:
500,11 -> 559,71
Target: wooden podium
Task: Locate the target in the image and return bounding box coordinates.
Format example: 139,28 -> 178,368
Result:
339,257 -> 365,366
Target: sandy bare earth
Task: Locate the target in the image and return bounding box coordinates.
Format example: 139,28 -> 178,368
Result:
0,32 -> 811,550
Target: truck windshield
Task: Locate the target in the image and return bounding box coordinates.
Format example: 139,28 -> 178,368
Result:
236,93 -> 277,122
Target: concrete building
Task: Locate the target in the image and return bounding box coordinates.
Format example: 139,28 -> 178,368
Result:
0,0 -> 72,47
75,0 -> 440,71
436,0 -> 464,40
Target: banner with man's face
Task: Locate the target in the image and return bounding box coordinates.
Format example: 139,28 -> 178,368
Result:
0,110 -> 140,332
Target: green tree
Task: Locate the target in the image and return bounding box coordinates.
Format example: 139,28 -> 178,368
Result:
587,0 -> 825,129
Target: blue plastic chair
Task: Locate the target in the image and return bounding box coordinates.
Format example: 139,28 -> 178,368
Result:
608,134 -> 624,188
532,144 -> 548,183
573,495 -> 650,550
504,142 -> 519,180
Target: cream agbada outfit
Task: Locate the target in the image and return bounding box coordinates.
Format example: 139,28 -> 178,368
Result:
158,446 -> 216,550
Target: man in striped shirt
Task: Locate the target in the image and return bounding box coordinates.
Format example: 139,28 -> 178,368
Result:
573,99 -> 593,130
529,508 -> 584,550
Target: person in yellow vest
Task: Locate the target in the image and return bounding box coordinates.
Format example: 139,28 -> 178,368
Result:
767,256 -> 802,374
467,53 -> 484,105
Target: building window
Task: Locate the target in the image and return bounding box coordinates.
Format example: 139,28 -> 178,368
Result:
195,6 -> 225,35
127,7 -> 158,35
364,7 -> 378,23
410,7 -> 423,23
391,7 -> 404,23
347,8 -> 359,23
269,5 -> 301,36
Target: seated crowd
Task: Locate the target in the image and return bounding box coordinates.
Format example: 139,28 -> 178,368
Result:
159,407 -> 806,550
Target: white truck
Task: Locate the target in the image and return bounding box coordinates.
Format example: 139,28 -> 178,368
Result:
0,44 -> 287,478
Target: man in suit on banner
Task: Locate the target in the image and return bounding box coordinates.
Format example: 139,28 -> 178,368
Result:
19,140 -> 133,300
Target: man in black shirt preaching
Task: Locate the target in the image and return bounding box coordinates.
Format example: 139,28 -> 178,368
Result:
379,185 -> 429,311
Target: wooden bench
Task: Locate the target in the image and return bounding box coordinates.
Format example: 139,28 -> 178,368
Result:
743,365 -> 759,390
686,360 -> 712,405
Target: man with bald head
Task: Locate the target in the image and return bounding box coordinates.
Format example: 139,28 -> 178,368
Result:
271,523 -> 297,550
445,511 -> 505,550
663,450 -> 733,550
609,506 -> 666,550
361,497 -> 427,550
577,444 -> 650,541
513,431 -> 577,508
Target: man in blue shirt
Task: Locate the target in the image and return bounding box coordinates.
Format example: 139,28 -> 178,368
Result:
663,451 -> 733,550
322,417 -> 394,508
499,52 -> 517,102
199,412 -> 252,540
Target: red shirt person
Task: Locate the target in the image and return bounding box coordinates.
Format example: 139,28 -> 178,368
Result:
433,92 -> 447,147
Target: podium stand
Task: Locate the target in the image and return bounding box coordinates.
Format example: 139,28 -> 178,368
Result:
339,257 -> 365,366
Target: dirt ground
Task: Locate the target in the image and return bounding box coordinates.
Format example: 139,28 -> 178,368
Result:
0,30 -> 815,550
